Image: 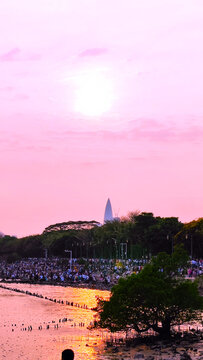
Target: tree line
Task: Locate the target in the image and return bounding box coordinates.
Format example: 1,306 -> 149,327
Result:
0,212 -> 203,261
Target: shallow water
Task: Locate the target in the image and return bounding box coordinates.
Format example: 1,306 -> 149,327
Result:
0,283 -> 202,360
0,283 -> 110,360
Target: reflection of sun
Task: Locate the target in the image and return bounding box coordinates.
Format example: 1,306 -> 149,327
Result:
74,69 -> 114,117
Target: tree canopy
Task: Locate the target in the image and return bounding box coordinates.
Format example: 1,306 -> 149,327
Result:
175,218 -> 203,258
96,245 -> 203,338
43,220 -> 100,233
1,214 -> 203,259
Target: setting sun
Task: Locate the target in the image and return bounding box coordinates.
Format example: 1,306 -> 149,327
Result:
74,69 -> 114,117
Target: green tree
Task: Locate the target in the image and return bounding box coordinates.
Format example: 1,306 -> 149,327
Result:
17,235 -> 44,257
175,218 -> 203,258
92,219 -> 128,259
96,245 -> 203,338
43,220 -> 99,233
147,217 -> 183,255
0,235 -> 18,257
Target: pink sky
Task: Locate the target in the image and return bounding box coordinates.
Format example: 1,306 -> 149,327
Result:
0,0 -> 203,237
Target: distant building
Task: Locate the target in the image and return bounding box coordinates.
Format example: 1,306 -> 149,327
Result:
104,198 -> 120,224
104,198 -> 113,223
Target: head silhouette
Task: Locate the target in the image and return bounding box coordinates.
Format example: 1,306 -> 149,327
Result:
62,349 -> 74,360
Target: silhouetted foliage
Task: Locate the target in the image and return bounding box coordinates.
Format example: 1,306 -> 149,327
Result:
96,245 -> 203,338
43,220 -> 99,233
0,214 -> 202,259
175,218 -> 203,258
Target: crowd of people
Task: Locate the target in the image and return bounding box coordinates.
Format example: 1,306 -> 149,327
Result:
187,259 -> 203,277
0,257 -> 148,288
0,256 -> 202,289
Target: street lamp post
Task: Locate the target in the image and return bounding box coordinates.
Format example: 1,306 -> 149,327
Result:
191,235 -> 193,259
115,240 -> 117,261
167,234 -> 173,254
112,237 -> 117,261
120,243 -> 127,260
65,250 -> 72,272
186,234 -> 193,259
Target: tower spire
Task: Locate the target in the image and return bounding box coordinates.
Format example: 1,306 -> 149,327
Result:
104,198 -> 113,223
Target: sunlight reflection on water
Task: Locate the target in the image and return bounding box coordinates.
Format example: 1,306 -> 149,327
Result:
1,283 -> 202,360
0,283 -> 110,360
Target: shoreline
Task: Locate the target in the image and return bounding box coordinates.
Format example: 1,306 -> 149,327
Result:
1,277 -> 203,295
104,331 -> 203,360
0,278 -> 112,292
1,280 -> 202,359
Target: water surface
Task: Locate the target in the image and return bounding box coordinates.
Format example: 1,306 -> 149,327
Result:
1,283 -> 202,360
0,283 -> 110,360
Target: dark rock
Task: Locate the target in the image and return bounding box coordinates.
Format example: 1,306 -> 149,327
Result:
112,346 -> 119,353
150,345 -> 160,350
180,341 -> 189,347
172,345 -> 177,352
134,353 -> 145,359
106,341 -> 112,347
180,352 -> 192,360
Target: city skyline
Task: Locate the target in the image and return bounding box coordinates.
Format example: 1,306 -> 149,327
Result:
1,0 -> 203,237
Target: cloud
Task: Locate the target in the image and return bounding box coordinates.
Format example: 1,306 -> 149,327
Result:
0,48 -> 21,61
2,117 -> 202,154
79,160 -> 107,167
0,48 -> 41,62
46,118 -> 203,144
11,94 -> 29,101
79,48 -> 108,57
0,131 -> 51,152
128,156 -> 147,161
0,86 -> 14,92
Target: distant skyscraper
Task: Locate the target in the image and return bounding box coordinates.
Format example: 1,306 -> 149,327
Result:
104,198 -> 113,223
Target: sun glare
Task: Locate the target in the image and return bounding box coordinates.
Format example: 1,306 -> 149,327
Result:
74,69 -> 114,117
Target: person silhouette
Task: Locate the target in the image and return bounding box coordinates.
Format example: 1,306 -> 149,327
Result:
62,349 -> 74,360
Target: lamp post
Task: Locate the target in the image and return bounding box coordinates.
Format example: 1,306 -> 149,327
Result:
64,250 -> 72,271
86,242 -> 88,259
186,234 -> 193,259
191,235 -> 193,259
120,243 -> 127,260
167,234 -> 173,254
112,238 -> 117,261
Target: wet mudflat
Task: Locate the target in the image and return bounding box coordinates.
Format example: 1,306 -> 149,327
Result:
0,283 -> 202,360
0,283 -> 110,360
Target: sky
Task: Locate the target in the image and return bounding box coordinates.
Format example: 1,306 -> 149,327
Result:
0,0 -> 203,237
